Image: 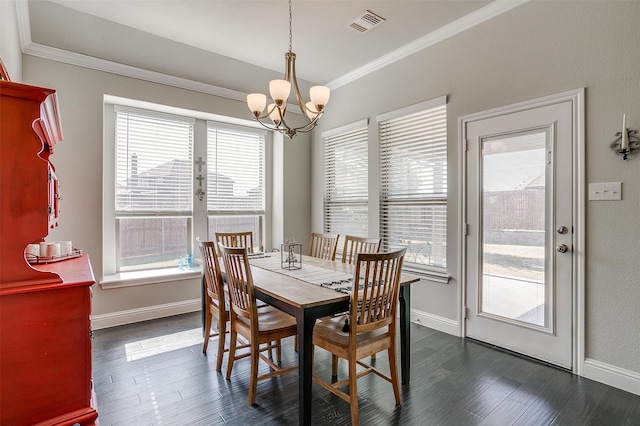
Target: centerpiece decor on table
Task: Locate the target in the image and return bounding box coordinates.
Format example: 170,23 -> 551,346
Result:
281,237 -> 302,270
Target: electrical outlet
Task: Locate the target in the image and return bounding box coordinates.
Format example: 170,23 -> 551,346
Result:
589,182 -> 622,201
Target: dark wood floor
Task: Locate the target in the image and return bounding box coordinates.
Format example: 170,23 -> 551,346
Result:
92,312 -> 640,425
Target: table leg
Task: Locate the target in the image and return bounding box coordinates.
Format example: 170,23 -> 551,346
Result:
296,309 -> 316,426
399,285 -> 411,384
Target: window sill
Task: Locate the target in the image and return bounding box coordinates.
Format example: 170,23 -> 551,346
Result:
100,267 -> 202,289
403,265 -> 451,284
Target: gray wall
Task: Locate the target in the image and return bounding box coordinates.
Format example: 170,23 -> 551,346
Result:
312,1 -> 640,374
0,0 -> 22,81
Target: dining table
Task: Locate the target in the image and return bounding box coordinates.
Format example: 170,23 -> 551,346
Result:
201,252 -> 420,425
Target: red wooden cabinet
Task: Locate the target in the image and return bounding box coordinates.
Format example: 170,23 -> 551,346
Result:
0,256 -> 98,425
0,80 -> 98,425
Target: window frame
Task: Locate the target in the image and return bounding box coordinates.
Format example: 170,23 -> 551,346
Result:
322,119 -> 370,257
206,121 -> 267,250
112,105 -> 195,273
377,96 -> 449,281
102,99 -> 270,287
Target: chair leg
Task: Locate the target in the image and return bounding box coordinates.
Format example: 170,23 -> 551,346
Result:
276,339 -> 282,364
331,354 -> 339,382
226,330 -> 237,380
248,341 -> 260,405
388,346 -> 401,406
348,357 -> 359,426
202,309 -> 212,354
215,318 -> 226,372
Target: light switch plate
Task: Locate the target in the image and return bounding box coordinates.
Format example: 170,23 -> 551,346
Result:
589,182 -> 622,201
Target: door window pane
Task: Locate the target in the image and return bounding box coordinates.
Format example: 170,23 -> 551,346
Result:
481,131 -> 547,327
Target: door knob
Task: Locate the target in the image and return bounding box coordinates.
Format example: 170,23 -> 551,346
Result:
556,244 -> 569,253
556,226 -> 568,235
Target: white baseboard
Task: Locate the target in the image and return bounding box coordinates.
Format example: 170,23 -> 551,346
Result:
410,308 -> 460,336
90,299 -> 201,330
583,358 -> 640,396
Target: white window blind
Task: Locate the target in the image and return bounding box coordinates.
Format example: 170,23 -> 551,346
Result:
115,107 -> 194,215
323,121 -> 369,251
114,106 -> 194,271
378,97 -> 447,271
206,124 -> 265,214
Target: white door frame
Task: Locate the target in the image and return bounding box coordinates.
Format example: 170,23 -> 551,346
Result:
458,88 -> 585,375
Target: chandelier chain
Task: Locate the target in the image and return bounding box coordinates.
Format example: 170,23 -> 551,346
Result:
288,0 -> 293,52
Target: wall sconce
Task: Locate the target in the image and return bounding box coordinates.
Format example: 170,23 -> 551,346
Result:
610,114 -> 639,160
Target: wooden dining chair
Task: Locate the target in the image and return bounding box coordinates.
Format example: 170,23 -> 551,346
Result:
308,232 -> 339,261
341,235 -> 381,265
215,231 -> 254,254
312,248 -> 406,426
219,244 -> 298,405
199,240 -> 251,372
340,235 -> 383,362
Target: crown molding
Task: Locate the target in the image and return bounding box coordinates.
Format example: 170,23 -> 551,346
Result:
15,0 -> 529,96
24,42 -> 247,101
326,0 -> 530,90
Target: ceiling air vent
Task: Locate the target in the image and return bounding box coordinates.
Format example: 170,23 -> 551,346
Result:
347,10 -> 386,34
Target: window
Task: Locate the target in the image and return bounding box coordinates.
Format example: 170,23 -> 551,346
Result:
378,96 -> 447,273
114,106 -> 194,272
104,100 -> 269,280
323,120 -> 369,256
206,123 -> 266,250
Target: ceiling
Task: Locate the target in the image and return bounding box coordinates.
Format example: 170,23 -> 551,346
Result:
23,0 -> 520,94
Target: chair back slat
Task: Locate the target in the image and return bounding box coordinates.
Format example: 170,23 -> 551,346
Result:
219,244 -> 257,323
199,240 -> 224,305
351,249 -> 406,334
308,232 -> 339,260
215,231 -> 254,254
342,235 -> 381,265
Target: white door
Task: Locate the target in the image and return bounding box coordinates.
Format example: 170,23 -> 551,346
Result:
463,96 -> 575,369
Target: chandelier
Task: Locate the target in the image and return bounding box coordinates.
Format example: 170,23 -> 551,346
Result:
246,0 -> 330,139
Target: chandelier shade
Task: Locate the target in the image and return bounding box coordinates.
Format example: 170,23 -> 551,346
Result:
246,0 -> 330,139
269,80 -> 291,105
247,93 -> 267,114
309,86 -> 330,109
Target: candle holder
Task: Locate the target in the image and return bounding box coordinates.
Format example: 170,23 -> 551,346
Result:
281,239 -> 302,270
610,128 -> 639,160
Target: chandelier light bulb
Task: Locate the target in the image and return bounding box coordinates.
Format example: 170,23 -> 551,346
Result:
247,93 -> 267,116
269,79 -> 291,106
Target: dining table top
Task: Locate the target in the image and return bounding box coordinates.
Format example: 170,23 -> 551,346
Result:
247,253 -> 421,308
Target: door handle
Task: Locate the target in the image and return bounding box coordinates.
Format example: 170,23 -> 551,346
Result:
556,226 -> 568,235
556,244 -> 569,253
